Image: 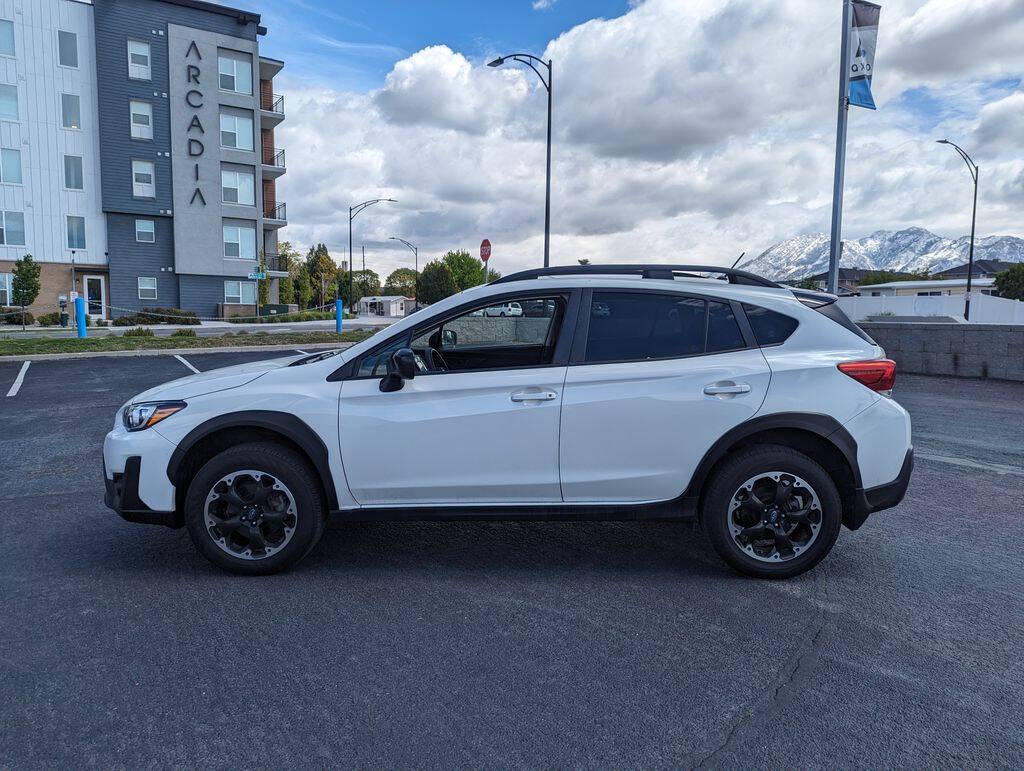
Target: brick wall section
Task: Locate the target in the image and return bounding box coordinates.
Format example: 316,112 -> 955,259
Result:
861,322 -> 1024,382
262,127 -> 274,163
260,79 -> 273,111
0,260 -> 108,317
263,178 -> 276,214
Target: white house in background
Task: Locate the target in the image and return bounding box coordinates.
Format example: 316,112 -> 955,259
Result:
358,295 -> 410,316
862,277 -> 998,297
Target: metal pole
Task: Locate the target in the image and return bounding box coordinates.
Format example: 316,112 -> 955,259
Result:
414,246 -> 418,309
543,60 -> 552,269
827,0 -> 852,295
965,166 -> 978,321
348,207 -> 353,309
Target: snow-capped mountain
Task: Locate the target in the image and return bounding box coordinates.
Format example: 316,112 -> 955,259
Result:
739,227 -> 1024,281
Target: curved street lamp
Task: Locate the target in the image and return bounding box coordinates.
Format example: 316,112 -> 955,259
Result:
488,53 -> 552,268
937,139 -> 979,321
349,198 -> 396,307
389,236 -> 418,309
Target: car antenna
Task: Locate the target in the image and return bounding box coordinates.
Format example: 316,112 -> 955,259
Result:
730,251 -> 745,269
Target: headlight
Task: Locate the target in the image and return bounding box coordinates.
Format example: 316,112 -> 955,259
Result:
122,401 -> 187,431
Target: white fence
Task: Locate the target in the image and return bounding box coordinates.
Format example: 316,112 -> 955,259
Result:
836,292 -> 1024,325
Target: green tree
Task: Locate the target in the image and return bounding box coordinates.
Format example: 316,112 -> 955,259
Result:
352,269 -> 381,297
485,268 -> 501,282
305,243 -> 336,308
994,263 -> 1024,301
794,276 -> 820,290
577,258 -> 590,266
416,260 -> 458,304
277,240 -> 299,307
336,267 -> 362,308
257,252 -> 270,307
383,267 -> 418,297
11,254 -> 41,330
295,265 -> 313,309
442,249 -> 487,291
858,269 -> 934,287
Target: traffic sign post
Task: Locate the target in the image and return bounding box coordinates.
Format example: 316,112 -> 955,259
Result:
480,239 -> 491,282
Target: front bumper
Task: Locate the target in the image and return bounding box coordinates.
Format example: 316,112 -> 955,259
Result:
846,447 -> 914,530
103,456 -> 180,528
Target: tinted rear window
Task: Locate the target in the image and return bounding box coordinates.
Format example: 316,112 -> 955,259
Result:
585,293 -> 749,363
742,304 -> 799,346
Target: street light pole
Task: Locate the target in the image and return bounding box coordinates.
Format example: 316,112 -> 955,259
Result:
348,197 -> 396,311
488,53 -> 552,268
937,139 -> 979,321
389,236 -> 418,309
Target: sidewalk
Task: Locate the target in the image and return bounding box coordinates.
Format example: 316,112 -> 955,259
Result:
1,315 -> 397,339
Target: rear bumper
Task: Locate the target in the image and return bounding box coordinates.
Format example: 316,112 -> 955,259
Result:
846,447 -> 913,530
103,456 -> 180,528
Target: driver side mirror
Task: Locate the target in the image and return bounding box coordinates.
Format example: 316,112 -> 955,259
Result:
380,347 -> 416,392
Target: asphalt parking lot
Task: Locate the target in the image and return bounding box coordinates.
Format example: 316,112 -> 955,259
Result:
2,352 -> 1023,767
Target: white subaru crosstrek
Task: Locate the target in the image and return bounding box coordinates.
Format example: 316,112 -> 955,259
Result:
104,265 -> 912,579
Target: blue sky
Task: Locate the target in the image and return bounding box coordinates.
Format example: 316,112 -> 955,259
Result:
261,0 -> 630,91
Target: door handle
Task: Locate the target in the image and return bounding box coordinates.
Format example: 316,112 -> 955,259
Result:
703,382 -> 751,396
510,390 -> 557,402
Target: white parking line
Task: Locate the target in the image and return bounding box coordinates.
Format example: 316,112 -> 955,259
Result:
916,451 -> 1024,477
5,361 -> 29,397
174,354 -> 200,374
294,349 -> 308,355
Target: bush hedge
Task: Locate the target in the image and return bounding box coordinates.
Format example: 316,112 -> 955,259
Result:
170,328 -> 197,337
36,311 -> 61,326
228,309 -> 337,323
1,307 -> 34,325
113,307 -> 201,326
122,327 -> 155,337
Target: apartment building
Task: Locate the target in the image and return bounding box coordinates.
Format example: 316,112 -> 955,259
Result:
0,0 -> 287,320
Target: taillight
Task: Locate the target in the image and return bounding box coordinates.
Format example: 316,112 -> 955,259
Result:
838,359 -> 896,394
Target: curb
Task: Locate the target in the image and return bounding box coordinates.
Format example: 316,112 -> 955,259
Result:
0,341 -> 356,363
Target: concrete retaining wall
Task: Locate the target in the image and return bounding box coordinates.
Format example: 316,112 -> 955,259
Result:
860,322 -> 1024,382
446,316 -> 552,345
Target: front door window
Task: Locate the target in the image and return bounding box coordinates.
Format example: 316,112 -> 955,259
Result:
84,276 -> 104,317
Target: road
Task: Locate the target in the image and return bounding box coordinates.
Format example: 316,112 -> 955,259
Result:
1,354 -> 1022,767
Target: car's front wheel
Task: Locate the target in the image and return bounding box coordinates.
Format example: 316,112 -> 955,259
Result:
702,444 -> 841,579
184,442 -> 326,575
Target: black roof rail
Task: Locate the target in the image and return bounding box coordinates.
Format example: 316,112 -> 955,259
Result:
490,264 -> 782,288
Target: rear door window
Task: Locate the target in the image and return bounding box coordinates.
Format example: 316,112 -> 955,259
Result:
584,292 -> 748,363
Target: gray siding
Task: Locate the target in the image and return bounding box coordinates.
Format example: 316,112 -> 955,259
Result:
177,273 -> 227,319
107,214 -> 179,316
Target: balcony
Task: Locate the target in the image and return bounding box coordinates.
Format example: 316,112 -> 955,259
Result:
260,93 -> 285,127
262,147 -> 286,178
264,202 -> 287,228
263,253 -> 289,276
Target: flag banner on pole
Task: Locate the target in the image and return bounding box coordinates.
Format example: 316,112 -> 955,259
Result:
848,0 -> 880,110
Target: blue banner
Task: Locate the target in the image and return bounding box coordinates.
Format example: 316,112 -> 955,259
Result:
848,1 -> 881,110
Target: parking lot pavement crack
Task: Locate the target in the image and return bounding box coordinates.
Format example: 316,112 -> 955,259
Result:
691,569 -> 832,770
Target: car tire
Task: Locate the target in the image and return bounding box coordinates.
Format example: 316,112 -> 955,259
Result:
702,444 -> 841,579
184,441 -> 326,575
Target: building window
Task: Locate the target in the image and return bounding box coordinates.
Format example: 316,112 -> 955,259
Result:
0,84 -> 17,119
218,50 -> 253,95
222,223 -> 256,259
138,277 -> 158,300
916,291 -> 942,297
219,108 -> 254,151
67,216 -> 86,249
132,159 -> 155,198
0,272 -> 11,305
61,93 -> 81,129
58,30 -> 78,68
0,211 -> 24,245
0,148 -> 21,184
130,100 -> 153,140
221,167 -> 255,205
127,40 -> 151,80
0,20 -> 13,57
135,219 -> 155,243
63,155 -> 83,189
224,280 -> 257,305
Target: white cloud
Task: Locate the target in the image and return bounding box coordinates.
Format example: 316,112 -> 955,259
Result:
532,0 -> 558,9
276,0 -> 1024,280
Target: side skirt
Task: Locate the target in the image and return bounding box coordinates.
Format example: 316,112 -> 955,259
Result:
330,497 -> 697,523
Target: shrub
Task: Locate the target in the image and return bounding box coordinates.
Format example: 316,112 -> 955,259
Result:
228,309 -> 336,323
36,312 -> 61,326
85,314 -> 92,327
122,327 -> 154,337
96,319 -> 108,327
171,328 -> 196,337
1,307 -> 34,326
113,307 -> 200,326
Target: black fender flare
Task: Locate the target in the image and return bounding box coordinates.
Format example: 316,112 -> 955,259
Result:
682,411 -> 862,520
166,410 -> 340,510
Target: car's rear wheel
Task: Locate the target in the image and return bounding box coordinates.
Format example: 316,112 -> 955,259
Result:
702,444 -> 841,579
184,442 -> 326,575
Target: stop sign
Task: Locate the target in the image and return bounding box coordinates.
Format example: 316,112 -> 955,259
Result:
480,239 -> 491,262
